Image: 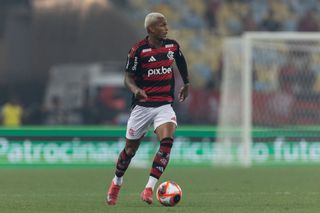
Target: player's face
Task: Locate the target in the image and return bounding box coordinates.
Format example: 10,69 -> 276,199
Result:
150,17 -> 168,39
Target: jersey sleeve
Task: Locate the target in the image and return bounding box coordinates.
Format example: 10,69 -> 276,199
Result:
174,42 -> 190,84
125,46 -> 139,73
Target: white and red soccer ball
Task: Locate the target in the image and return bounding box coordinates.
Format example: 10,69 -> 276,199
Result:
156,181 -> 182,206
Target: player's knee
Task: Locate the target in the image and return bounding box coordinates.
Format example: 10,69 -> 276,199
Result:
124,144 -> 138,156
125,139 -> 140,157
125,147 -> 136,157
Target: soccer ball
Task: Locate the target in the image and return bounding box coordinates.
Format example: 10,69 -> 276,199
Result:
156,181 -> 182,206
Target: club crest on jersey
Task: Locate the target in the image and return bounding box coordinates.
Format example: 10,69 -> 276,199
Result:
148,56 -> 157,62
167,51 -> 174,60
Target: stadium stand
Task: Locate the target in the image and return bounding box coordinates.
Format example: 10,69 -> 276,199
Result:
1,0 -> 320,125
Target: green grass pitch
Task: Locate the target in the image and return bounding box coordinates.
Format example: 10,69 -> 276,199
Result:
1,166 -> 320,213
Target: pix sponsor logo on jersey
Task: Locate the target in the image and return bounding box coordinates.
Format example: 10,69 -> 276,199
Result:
147,66 -> 172,77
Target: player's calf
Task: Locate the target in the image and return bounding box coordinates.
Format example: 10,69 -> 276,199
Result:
106,148 -> 135,205
150,137 -> 173,179
140,137 -> 173,204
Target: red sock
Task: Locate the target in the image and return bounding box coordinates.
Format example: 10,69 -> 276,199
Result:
115,148 -> 134,177
150,137 -> 173,179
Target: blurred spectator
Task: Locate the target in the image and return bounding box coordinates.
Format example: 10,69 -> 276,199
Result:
241,10 -> 258,31
279,57 -> 297,94
205,0 -> 220,31
24,102 -> 46,125
182,8 -> 206,29
1,95 -> 24,127
297,9 -> 319,32
295,63 -> 316,98
82,96 -> 99,125
43,96 -> 66,125
210,53 -> 223,89
259,10 -> 281,31
3,0 -> 320,126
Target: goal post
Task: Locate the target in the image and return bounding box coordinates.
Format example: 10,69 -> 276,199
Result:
219,32 -> 320,167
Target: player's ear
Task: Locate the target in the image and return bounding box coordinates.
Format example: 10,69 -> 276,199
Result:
147,24 -> 156,34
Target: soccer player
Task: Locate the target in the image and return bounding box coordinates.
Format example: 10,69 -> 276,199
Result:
106,12 -> 190,205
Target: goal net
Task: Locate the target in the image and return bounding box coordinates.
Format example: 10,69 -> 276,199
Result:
218,32 -> 320,166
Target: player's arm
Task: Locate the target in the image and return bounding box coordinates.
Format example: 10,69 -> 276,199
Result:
175,48 -> 190,102
124,72 -> 147,99
124,47 -> 148,100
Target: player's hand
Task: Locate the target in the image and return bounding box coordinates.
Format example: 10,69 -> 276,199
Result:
178,83 -> 189,102
134,88 -> 148,100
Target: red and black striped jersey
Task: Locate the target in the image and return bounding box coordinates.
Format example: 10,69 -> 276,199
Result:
125,36 -> 189,107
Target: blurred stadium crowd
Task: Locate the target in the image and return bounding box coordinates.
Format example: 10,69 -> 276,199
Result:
0,0 -> 319,126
